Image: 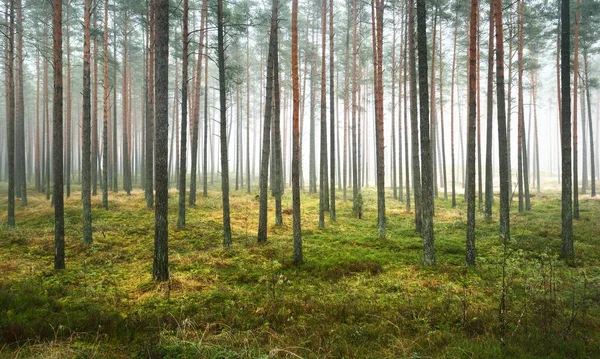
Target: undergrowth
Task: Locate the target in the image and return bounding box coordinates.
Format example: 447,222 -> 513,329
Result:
0,183 -> 599,358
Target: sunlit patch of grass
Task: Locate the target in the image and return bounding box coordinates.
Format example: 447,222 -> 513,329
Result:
1,182 -> 600,358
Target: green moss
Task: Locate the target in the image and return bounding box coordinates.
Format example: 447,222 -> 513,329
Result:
1,184 -> 600,358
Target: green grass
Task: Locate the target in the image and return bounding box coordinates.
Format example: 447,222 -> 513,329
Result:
1,183 -> 600,358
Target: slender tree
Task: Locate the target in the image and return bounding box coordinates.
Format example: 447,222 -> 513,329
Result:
6,0 -> 15,228
417,0 -> 434,265
102,0 -> 109,210
319,0 -> 329,229
409,0 -> 422,229
178,0 -> 188,228
572,0 -> 580,219
466,0 -> 478,266
82,0 -> 93,244
217,0 -> 232,247
291,0 -> 302,264
52,0 -> 65,269
485,0 -> 494,219
560,0 -> 573,257
258,0 -> 277,242
153,0 -> 169,281
494,0 -> 510,242
373,0 -> 385,238
329,0 -> 336,221
145,0 -> 155,209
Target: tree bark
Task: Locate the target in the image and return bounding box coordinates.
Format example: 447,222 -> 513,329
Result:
291,0 -> 302,264
494,0 -> 511,242
6,0 -> 15,227
466,0 -> 479,266
178,0 -> 189,228
102,0 -> 109,210
217,0 -> 232,247
82,0 -> 93,245
485,0 -> 494,219
153,0 -> 169,281
417,0 -> 434,265
258,0 -> 278,242
52,0 -> 65,269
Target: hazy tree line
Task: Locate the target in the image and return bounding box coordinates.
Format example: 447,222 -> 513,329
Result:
1,0 -> 599,279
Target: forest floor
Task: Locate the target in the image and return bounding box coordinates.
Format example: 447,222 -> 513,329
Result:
1,183 -> 600,358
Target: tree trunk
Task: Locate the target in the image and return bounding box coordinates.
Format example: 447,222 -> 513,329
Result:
216,0 -> 232,247
102,0 -> 109,210
203,30 -> 209,197
329,0 -> 336,221
409,0 -> 421,229
572,0 -> 580,219
466,0 -> 478,266
153,0 -> 169,281
373,0 -> 385,238
178,0 -> 188,227
291,0 -> 302,264
560,0 -> 573,256
92,12 -> 99,196
494,0 -> 511,242
319,0 -> 329,229
82,0 -> 93,245
189,0 -> 206,205
273,18 -> 283,226
584,50 -> 596,197
122,17 -> 132,195
6,0 -> 15,227
485,0 -> 494,219
145,0 -> 155,208
65,1 -> 72,198
417,0 -> 435,265
15,0 -> 25,206
52,0 -> 65,269
258,0 -> 278,242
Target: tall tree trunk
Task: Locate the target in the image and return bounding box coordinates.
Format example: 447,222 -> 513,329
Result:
485,0 -> 494,219
373,0 -> 385,238
145,0 -> 155,208
466,0 -> 478,266
291,0 -> 302,264
329,0 -> 336,221
258,0 -> 278,242
92,13 -> 99,196
351,0 -> 362,218
438,17 -> 447,202
6,0 -> 15,227
203,29 -> 209,197
403,6 -> 410,211
112,1 -> 118,194
52,0 -> 65,269
572,0 -> 580,219
15,0 -> 25,206
65,1 -> 71,198
319,0 -> 329,229
82,0 -> 93,245
494,0 -> 511,242
273,16 -> 283,226
217,0 -> 232,247
560,0 -> 573,256
102,0 -> 109,210
190,0 -> 207,205
584,50 -> 596,197
178,0 -> 189,227
417,0 -> 435,265
153,0 -> 169,281
409,0 -> 421,229
122,17 -> 132,195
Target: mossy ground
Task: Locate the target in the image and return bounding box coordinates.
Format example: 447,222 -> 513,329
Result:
1,182 -> 600,358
